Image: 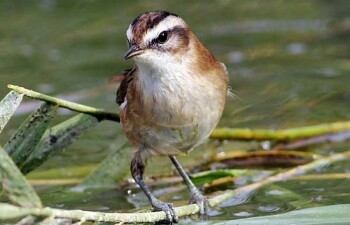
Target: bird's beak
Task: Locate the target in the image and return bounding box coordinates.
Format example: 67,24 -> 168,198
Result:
124,44 -> 143,60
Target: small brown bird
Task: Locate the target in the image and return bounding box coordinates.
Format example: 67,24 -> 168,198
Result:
117,11 -> 229,223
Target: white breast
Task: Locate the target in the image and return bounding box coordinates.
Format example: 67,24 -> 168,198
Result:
133,55 -> 224,155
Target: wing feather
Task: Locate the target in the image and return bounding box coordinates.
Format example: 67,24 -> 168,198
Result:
116,68 -> 134,106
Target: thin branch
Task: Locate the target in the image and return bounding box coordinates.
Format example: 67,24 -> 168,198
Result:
8,85 -> 120,122
2,150 -> 349,223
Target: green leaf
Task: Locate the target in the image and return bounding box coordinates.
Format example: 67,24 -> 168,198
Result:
82,142 -> 131,186
0,91 -> 24,134
4,103 -> 57,167
0,147 -> 42,208
212,204 -> 350,225
20,114 -> 99,174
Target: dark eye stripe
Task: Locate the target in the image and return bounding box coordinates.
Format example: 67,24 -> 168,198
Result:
148,26 -> 189,51
151,26 -> 187,43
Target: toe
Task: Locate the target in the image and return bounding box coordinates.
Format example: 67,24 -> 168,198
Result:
166,203 -> 178,223
152,200 -> 178,224
190,192 -> 209,215
169,203 -> 179,223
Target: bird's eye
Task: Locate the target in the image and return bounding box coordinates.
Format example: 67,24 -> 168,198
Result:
157,31 -> 168,44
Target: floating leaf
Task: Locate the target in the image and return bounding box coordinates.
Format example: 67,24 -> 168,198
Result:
0,147 -> 42,208
21,114 -> 99,174
82,142 -> 131,186
0,91 -> 24,134
4,103 -> 57,167
212,204 -> 350,225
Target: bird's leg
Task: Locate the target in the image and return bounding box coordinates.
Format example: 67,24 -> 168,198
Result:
131,154 -> 178,223
169,156 -> 209,215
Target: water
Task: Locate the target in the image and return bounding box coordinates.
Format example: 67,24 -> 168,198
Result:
0,0 -> 349,223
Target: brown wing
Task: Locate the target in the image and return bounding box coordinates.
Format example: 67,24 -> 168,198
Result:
116,68 -> 135,106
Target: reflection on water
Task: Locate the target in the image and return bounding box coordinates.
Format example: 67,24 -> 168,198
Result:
0,0 -> 349,222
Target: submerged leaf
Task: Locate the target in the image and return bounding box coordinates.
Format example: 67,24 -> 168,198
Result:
0,147 -> 42,208
82,142 -> 131,186
20,114 -> 99,174
213,150 -> 317,168
4,103 -> 57,167
27,164 -> 97,180
0,91 -> 24,134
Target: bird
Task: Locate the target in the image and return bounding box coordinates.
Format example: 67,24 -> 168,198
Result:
116,10 -> 229,223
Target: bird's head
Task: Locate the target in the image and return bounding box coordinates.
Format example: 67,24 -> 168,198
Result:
124,11 -> 191,66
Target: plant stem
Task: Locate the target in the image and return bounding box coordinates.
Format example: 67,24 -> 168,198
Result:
210,123 -> 350,140
8,85 -> 119,122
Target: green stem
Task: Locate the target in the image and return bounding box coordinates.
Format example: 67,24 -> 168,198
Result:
8,84 -> 119,122
210,122 -> 350,140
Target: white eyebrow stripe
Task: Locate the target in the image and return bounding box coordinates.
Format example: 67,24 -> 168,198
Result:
143,16 -> 186,45
126,24 -> 133,43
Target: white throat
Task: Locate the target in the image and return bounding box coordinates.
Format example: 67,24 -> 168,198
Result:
136,53 -> 191,99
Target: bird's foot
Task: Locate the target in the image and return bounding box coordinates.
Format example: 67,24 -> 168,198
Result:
152,199 -> 178,224
190,191 -> 209,215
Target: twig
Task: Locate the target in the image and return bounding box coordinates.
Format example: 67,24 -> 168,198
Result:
2,150 -> 349,223
210,122 -> 350,140
8,85 -> 120,122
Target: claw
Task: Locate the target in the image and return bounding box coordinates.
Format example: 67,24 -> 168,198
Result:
152,199 -> 178,224
190,191 -> 209,215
